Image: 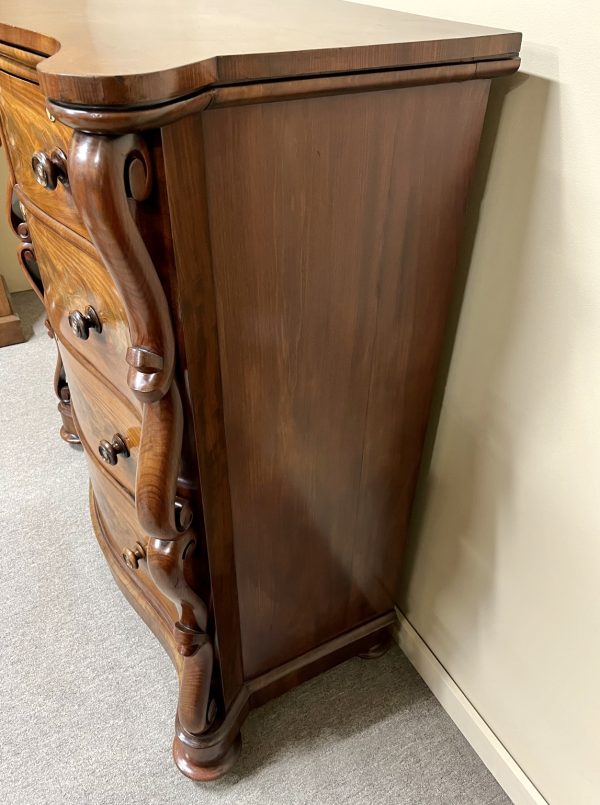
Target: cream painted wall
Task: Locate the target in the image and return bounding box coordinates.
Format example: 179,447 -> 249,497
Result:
357,1 -> 600,802
0,150 -> 27,292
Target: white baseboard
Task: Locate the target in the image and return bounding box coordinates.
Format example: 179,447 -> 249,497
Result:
393,613 -> 548,805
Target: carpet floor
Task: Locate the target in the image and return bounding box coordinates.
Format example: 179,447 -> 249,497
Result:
0,291 -> 511,805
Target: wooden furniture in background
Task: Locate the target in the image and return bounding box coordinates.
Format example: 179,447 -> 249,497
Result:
0,273 -> 24,346
2,163 -> 79,439
0,0 -> 521,780
0,137 -> 25,346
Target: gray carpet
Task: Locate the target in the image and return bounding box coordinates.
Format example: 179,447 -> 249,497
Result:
0,290 -> 511,805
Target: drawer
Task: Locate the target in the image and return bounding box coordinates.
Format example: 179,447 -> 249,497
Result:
88,459 -> 179,629
26,211 -> 140,411
0,69 -> 86,238
60,346 -> 140,498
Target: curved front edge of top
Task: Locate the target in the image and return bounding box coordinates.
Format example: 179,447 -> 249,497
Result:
44,57 -> 520,135
0,0 -> 521,109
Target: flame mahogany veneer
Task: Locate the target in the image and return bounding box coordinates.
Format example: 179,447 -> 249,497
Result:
0,0 -> 520,780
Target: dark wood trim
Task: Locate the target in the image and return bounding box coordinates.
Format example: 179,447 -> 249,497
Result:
70,128 -> 220,768
171,611 -> 398,779
209,58 -> 519,109
247,613 -> 397,706
161,114 -> 244,711
69,132 -> 175,402
47,91 -> 214,135
47,58 -> 519,134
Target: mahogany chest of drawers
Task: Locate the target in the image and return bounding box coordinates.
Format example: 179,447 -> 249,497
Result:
0,0 -> 520,780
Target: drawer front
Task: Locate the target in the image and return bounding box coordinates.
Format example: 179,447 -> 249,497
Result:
0,69 -> 86,238
60,346 -> 140,497
88,459 -> 179,627
27,212 -> 139,410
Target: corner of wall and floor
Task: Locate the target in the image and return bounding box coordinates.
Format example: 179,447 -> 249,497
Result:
358,2 -> 598,804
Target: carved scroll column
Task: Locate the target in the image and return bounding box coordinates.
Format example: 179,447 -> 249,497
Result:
69,131 -> 220,772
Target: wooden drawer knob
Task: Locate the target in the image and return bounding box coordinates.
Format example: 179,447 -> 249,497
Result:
98,433 -> 129,465
68,306 -> 102,340
122,541 -> 146,570
31,148 -> 68,190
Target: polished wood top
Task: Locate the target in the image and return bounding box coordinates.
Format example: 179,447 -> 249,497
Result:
0,0 -> 521,108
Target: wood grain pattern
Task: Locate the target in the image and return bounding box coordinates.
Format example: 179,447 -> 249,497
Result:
0,69 -> 86,238
89,474 -> 183,674
69,133 -> 174,404
0,41 -> 44,70
60,348 -> 141,496
162,114 -> 244,711
25,209 -> 139,410
88,460 -> 179,624
0,55 -> 38,83
200,79 -> 490,677
0,31 -> 42,83
0,0 -> 520,108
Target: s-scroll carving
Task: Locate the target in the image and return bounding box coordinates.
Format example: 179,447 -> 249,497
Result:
69,131 -> 216,740
70,132 -> 173,402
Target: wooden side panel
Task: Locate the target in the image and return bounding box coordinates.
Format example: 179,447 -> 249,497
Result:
201,80 -> 490,677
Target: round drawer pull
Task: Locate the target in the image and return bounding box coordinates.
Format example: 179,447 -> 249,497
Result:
31,148 -> 69,190
68,306 -> 102,340
98,433 -> 129,465
122,541 -> 146,570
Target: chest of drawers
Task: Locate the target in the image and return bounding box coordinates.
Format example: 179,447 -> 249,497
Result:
0,0 -> 520,780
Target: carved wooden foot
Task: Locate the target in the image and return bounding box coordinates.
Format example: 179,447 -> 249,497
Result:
359,635 -> 393,660
173,729 -> 242,781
